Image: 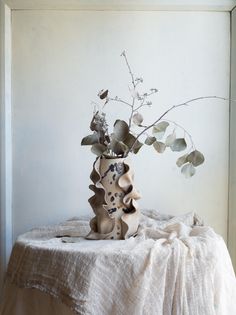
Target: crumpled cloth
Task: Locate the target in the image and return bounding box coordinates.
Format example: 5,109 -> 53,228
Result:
5,210 -> 236,315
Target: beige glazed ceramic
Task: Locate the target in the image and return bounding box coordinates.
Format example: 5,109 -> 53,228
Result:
86,157 -> 141,240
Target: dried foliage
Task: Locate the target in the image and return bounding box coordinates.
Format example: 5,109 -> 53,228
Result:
81,51 -> 227,177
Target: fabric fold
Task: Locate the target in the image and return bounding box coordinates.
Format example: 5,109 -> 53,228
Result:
3,210 -> 236,315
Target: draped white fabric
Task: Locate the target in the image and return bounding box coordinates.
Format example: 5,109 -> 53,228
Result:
1,211 -> 236,315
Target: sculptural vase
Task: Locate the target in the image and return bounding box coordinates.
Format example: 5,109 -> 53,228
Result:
86,156 -> 141,240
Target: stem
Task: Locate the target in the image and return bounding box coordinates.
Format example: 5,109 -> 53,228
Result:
108,97 -> 132,108
127,95 -> 228,154
128,97 -> 135,128
121,51 -> 136,89
121,52 -> 137,129
134,102 -> 151,112
133,91 -> 157,112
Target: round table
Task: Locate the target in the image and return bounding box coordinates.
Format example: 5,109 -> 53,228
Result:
1,211 -> 236,315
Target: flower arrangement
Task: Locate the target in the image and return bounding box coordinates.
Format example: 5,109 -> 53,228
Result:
81,51 -> 226,178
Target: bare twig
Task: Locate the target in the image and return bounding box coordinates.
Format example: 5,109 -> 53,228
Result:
120,52 -> 137,128
121,53 -> 159,129
134,102 -> 152,112
128,97 -> 135,128
133,90 -> 158,112
108,97 -> 132,108
121,51 -> 136,89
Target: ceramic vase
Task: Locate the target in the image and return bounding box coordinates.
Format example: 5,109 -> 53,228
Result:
86,156 -> 141,240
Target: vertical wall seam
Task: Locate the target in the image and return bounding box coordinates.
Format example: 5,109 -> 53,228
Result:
0,2 -> 13,297
4,3 -> 13,264
227,10 -> 232,248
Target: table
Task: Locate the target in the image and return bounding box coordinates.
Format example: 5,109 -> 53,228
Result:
1,210 -> 236,315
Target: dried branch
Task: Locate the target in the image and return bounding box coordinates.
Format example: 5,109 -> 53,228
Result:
120,52 -> 137,128
108,97 -> 132,108
121,51 -> 136,89
127,95 -> 228,155
128,97 -> 135,129
134,102 -> 152,112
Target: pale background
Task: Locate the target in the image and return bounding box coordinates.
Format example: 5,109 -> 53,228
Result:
12,10 -> 230,240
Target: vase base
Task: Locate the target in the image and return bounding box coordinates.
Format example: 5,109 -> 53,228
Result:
86,210 -> 140,240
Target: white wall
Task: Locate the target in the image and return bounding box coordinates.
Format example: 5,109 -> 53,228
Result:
12,10 -> 230,240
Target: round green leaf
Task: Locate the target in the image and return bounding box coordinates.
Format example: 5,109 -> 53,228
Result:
176,154 -> 189,167
110,139 -> 128,155
187,150 -> 205,167
153,141 -> 166,153
132,112 -> 143,126
123,133 -> 143,154
170,138 -> 187,152
91,144 -> 107,156
152,121 -> 169,140
145,136 -> 156,145
123,133 -> 136,148
81,134 -> 99,146
132,141 -> 143,154
181,163 -> 196,178
113,120 -> 129,142
165,132 -> 176,147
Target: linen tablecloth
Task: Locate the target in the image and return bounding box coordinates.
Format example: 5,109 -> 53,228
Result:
1,210 -> 236,315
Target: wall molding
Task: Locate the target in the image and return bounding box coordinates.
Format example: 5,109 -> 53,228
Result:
228,7 -> 236,270
0,0 -> 12,298
4,0 -> 236,11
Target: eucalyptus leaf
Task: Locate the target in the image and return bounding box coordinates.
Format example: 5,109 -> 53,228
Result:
152,121 -> 169,140
176,154 -> 189,167
113,120 -> 129,141
187,150 -> 205,167
123,133 -> 143,154
123,133 -> 136,148
91,143 -> 107,156
181,163 -> 196,178
132,112 -> 143,125
170,138 -> 187,152
90,111 -> 107,133
98,89 -> 108,99
153,141 -> 166,153
110,139 -> 128,155
132,141 -> 143,154
145,136 -> 156,145
81,134 -> 99,146
165,132 -> 176,147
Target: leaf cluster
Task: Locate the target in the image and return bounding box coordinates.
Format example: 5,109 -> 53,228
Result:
145,121 -> 204,178
82,118 -> 143,157
81,51 -> 206,177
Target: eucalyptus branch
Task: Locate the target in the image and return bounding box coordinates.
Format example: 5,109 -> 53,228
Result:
83,52 -> 234,177
108,97 -> 132,108
127,95 -> 228,154
165,119 -> 195,150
